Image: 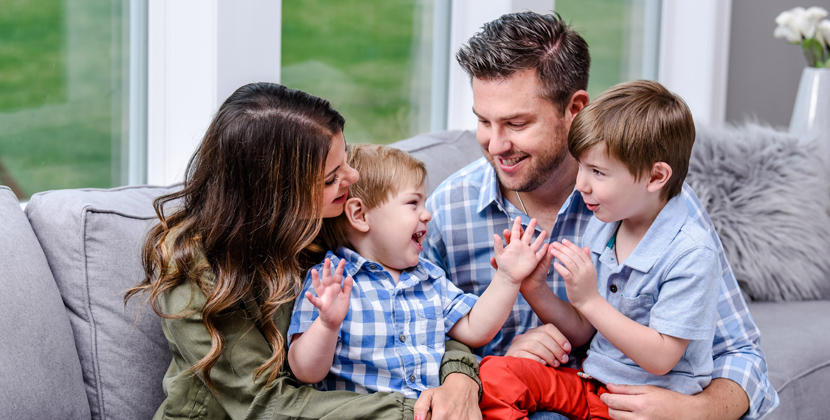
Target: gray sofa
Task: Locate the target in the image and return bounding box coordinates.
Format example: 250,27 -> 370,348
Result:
1,130 -> 827,419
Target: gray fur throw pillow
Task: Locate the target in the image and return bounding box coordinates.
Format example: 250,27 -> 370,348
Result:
686,122 -> 830,301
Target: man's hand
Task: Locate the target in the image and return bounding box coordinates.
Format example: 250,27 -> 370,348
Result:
413,373 -> 481,420
503,324 -> 572,368
601,379 -> 748,420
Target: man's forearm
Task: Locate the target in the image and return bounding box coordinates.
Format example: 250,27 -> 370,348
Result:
695,378 -> 749,420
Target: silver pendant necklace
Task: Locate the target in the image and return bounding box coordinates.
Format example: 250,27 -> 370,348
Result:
515,191 -> 529,216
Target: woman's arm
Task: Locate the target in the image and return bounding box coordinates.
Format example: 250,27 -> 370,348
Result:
158,281 -> 416,420
413,339 -> 482,420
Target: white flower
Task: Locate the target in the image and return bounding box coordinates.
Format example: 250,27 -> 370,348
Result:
804,7 -> 829,38
774,6 -> 830,67
775,6 -> 829,41
817,19 -> 830,48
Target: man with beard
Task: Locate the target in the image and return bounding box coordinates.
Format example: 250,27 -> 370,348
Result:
419,11 -> 778,420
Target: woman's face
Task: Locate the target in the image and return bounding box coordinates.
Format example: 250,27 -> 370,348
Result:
321,132 -> 359,218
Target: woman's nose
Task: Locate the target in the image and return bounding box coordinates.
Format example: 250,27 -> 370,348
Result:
343,164 -> 359,187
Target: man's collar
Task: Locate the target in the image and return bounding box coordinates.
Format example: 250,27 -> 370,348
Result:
477,161 -> 501,213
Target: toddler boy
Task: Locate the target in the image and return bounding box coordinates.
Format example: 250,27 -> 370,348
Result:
288,144 -> 549,398
479,80 -> 721,419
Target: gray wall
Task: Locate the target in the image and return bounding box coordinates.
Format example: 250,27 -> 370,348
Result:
726,0 -> 830,128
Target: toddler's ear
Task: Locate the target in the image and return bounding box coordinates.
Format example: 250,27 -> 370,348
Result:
344,198 -> 370,233
646,162 -> 672,193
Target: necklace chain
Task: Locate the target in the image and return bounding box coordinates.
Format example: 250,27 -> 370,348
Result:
515,191 -> 529,216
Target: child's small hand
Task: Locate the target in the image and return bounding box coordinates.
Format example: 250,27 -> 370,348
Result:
550,240 -> 598,309
493,217 -> 549,285
306,258 -> 353,330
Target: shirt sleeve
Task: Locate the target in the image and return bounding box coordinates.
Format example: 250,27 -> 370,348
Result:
682,185 -> 780,419
287,268 -> 321,342
649,246 -> 720,341
157,279 -> 417,420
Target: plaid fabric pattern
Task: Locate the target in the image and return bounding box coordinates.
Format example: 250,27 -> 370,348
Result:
289,247 -> 478,398
423,158 -> 778,419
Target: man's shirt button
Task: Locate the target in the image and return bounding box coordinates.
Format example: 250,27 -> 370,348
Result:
609,284 -> 618,293
399,334 -> 406,342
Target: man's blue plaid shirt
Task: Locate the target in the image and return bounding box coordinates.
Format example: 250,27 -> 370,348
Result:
289,247 -> 478,398
423,158 -> 779,419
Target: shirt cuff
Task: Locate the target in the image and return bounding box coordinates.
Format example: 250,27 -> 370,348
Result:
439,360 -> 483,402
712,355 -> 780,419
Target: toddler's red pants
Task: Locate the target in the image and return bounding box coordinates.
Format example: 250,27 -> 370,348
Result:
479,355 -> 611,420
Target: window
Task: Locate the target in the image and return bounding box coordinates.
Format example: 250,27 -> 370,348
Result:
281,0 -> 446,145
556,0 -> 661,99
0,0 -> 145,200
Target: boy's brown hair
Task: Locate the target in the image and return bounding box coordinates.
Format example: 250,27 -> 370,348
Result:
568,80 -> 695,200
317,144 -> 427,250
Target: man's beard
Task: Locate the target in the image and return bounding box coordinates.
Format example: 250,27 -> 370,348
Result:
489,145 -> 570,193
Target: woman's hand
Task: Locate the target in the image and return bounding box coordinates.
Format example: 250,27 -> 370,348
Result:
413,373 -> 481,420
306,258 -> 353,330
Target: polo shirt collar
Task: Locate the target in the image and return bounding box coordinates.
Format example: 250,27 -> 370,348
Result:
588,195 -> 687,273
332,246 -> 432,281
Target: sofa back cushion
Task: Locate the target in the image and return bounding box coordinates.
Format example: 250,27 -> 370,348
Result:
0,186 -> 91,419
390,130 -> 482,196
26,185 -> 180,420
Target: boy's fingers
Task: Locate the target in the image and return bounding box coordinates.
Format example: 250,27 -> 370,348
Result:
531,230 -> 548,251
321,258 -> 332,279
305,291 -> 320,307
522,218 -> 538,244
310,269 -> 321,289
493,234 -> 504,257
342,276 -> 354,296
333,259 -> 346,279
511,216 -> 523,238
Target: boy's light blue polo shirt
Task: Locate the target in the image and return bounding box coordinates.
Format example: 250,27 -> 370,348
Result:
581,195 -> 721,395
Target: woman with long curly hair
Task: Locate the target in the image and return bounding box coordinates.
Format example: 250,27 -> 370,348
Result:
125,83 -> 479,419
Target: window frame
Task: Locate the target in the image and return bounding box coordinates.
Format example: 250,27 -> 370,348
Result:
144,0 -> 731,186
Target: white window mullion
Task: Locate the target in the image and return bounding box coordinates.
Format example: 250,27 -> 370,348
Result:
658,0 -> 732,126
146,0 -> 281,187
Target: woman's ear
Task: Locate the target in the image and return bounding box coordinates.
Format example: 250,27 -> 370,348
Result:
646,162 -> 672,193
344,198 -> 370,233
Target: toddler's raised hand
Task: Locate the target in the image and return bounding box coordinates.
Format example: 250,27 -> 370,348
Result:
493,217 -> 549,284
550,240 -> 598,309
306,258 -> 353,330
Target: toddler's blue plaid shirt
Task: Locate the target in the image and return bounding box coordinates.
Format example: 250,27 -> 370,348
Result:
288,247 -> 478,398
423,158 -> 779,419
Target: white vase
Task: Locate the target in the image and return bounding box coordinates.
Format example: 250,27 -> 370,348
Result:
789,67 -> 830,148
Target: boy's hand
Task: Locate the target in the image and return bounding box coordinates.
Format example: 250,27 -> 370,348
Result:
493,217 -> 549,285
550,239 -> 599,309
306,258 -> 353,330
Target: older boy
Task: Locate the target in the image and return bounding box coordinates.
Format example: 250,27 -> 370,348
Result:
287,144 -> 549,398
478,81 -> 721,420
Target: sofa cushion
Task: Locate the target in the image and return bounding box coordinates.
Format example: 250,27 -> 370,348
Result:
687,122 -> 830,301
749,300 -> 830,420
391,129 -> 482,196
0,186 -> 91,419
25,185 -> 180,420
